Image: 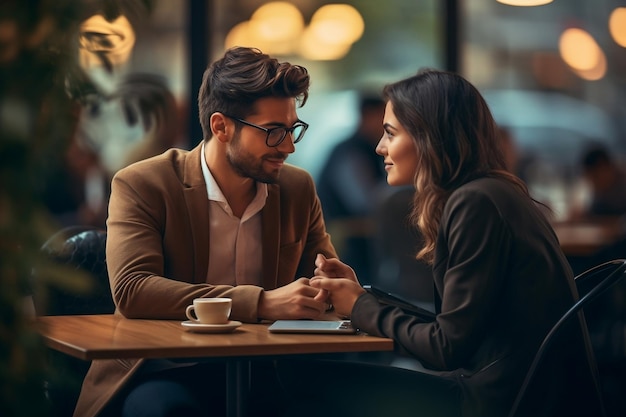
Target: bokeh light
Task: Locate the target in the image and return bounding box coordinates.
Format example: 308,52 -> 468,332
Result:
496,0 -> 553,5
558,28 -> 604,77
307,4 -> 364,46
225,3 -> 364,61
609,7 -> 626,48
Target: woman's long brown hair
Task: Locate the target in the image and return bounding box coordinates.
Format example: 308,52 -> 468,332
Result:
382,69 -> 531,264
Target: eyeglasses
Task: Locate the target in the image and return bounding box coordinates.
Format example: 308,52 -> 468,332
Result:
224,114 -> 309,147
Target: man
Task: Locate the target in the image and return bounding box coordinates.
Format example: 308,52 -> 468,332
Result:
317,95 -> 386,222
73,47 -> 337,417
580,144 -> 626,218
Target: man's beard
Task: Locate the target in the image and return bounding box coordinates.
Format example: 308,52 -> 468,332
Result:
226,135 -> 285,184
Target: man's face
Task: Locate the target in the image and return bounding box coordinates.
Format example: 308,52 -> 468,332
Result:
226,97 -> 299,184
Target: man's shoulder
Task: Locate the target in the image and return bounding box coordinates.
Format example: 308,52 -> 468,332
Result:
113,146 -> 195,185
280,163 -> 312,180
119,146 -> 188,168
275,164 -> 315,191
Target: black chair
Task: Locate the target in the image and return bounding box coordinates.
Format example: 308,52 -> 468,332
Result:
508,259 -> 626,417
33,226 -> 115,417
35,225 -> 114,316
574,259 -> 626,417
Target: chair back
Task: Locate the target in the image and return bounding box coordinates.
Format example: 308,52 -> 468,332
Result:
34,225 -> 114,316
574,259 -> 626,417
507,259 -> 626,417
32,226 -> 115,417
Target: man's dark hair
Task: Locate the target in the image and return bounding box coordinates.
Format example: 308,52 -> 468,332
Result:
198,47 -> 310,141
581,145 -> 611,171
358,95 -> 385,115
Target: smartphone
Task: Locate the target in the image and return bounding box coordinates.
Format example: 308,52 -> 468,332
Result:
362,284 -> 436,322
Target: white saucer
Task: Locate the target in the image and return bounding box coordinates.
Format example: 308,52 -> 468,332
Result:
181,320 -> 242,334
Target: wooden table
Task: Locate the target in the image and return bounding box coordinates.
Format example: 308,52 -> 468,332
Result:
552,220 -> 626,257
37,315 -> 393,417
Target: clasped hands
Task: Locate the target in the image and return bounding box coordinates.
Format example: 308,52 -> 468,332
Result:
310,253 -> 365,319
257,254 -> 365,321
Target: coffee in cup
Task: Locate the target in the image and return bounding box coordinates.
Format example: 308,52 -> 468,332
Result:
185,298 -> 232,324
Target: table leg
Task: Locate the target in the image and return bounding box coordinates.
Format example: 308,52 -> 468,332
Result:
226,359 -> 250,417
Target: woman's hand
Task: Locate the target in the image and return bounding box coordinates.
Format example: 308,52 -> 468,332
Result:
309,277 -> 365,318
314,253 -> 359,282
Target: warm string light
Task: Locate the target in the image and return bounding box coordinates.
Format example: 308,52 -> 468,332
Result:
496,0 -> 553,6
559,28 -> 607,81
224,2 -> 364,61
609,7 -> 626,47
497,2 -> 624,82
556,4 -> 626,82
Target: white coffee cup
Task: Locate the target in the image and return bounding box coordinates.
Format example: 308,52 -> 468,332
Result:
185,298 -> 232,324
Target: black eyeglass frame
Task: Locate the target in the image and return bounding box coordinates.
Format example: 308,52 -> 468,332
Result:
223,114 -> 309,147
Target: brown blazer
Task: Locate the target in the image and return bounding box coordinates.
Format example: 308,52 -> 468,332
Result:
73,143 -> 337,417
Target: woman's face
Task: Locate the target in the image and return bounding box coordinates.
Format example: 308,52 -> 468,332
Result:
376,101 -> 419,186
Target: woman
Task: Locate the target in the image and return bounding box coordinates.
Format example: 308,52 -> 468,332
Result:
285,70 -> 602,417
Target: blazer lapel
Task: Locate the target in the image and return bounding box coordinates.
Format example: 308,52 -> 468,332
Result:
182,144 -> 210,284
262,183 -> 280,289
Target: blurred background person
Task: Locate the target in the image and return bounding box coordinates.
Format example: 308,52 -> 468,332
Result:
316,95 -> 387,283
497,125 -> 540,185
578,144 -> 626,219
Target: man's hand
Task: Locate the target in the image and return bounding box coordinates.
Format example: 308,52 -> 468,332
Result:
257,278 -> 329,321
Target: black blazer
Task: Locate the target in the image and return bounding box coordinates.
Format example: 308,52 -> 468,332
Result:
352,177 -> 600,417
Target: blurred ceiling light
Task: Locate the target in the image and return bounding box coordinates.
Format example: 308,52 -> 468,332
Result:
250,2 -> 304,43
309,4 -> 364,46
225,3 -> 365,61
224,21 -> 260,49
573,50 -> 607,81
609,7 -> 626,47
225,2 -> 304,55
299,26 -> 352,60
496,0 -> 553,5
559,28 -> 602,72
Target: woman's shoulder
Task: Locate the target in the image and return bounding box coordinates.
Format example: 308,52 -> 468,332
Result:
450,176 -> 515,201
445,176 -> 532,218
